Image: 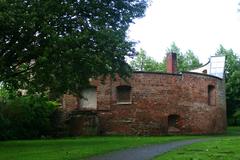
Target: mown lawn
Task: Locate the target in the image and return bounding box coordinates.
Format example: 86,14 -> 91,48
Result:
1,127 -> 239,160
0,135 -> 200,160
154,127 -> 240,160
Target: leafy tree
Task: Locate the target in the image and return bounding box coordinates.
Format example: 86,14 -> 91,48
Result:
216,45 -> 240,125
130,44 -> 201,73
165,42 -> 201,72
183,50 -> 202,71
0,1 -> 148,95
233,109 -> 240,123
130,49 -> 165,72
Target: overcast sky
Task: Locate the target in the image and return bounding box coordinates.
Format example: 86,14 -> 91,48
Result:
128,0 -> 240,63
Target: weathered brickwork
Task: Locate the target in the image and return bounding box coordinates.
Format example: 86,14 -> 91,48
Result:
63,71 -> 226,135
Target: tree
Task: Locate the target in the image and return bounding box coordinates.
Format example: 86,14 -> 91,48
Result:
0,1 -> 148,96
130,49 -> 165,72
165,42 -> 201,72
215,45 -> 240,125
130,44 -> 202,73
183,50 -> 202,71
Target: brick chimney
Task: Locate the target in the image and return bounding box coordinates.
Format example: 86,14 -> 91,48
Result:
167,52 -> 177,73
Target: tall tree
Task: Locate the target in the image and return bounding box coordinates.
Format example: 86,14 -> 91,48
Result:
130,49 -> 165,72
216,45 -> 240,124
165,42 -> 201,72
0,1 -> 148,95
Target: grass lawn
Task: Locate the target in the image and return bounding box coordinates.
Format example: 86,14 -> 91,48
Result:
154,127 -> 240,160
0,135 -> 200,160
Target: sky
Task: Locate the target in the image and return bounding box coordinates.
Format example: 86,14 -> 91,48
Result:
128,0 -> 240,63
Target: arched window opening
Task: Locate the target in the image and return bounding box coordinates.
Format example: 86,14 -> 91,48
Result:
116,85 -> 131,104
208,85 -> 216,106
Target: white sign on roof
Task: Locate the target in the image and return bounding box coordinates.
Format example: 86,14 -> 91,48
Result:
209,56 -> 225,78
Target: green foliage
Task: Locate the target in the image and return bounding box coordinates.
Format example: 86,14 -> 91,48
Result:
165,42 -> 202,72
233,110 -> 240,119
183,50 -> 203,71
0,95 -> 59,140
215,45 -> 240,125
0,86 -> 17,102
0,1 -> 148,95
130,44 -> 201,73
130,49 -> 165,72
216,45 -> 240,79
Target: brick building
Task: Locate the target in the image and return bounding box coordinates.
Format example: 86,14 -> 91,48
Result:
63,53 -> 226,135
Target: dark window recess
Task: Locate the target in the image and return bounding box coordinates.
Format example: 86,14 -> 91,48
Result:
117,86 -> 131,103
208,85 -> 216,106
168,114 -> 180,128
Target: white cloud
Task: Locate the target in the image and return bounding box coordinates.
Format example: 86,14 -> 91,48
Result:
128,0 -> 240,63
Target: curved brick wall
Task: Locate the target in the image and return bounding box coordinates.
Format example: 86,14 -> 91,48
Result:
63,71 -> 227,135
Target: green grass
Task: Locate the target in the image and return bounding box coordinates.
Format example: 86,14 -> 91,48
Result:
0,135 -> 200,160
1,127 -> 239,160
154,127 -> 240,160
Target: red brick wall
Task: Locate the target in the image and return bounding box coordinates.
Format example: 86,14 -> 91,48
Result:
63,72 -> 226,135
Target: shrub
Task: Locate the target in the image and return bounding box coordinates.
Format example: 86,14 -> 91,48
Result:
0,95 -> 59,140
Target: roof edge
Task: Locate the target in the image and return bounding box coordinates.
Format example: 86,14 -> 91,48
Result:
182,71 -> 223,80
132,71 -> 223,80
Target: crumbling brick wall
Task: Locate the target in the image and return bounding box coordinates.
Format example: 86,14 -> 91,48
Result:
63,72 -> 226,135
